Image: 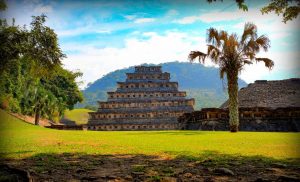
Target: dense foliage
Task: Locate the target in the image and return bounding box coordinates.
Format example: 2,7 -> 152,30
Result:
261,0 -> 300,23
208,0 -> 300,23
0,11 -> 83,124
79,62 -> 247,110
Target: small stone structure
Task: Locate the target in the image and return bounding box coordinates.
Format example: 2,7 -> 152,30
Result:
179,79 -> 300,131
88,66 -> 195,130
220,78 -> 300,109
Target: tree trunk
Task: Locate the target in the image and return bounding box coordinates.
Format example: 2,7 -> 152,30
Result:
227,74 -> 239,132
34,107 -> 40,125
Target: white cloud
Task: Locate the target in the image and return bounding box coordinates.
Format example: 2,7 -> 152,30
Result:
174,8 -> 300,32
34,4 -> 53,14
142,32 -> 157,37
174,16 -> 201,24
63,29 -> 299,88
231,10 -> 300,33
173,10 -> 246,24
174,10 -> 244,24
95,30 -> 111,34
134,18 -> 156,24
62,31 -> 206,88
198,10 -> 244,23
166,9 -> 178,17
174,10 -> 246,24
124,15 -> 137,20
124,14 -> 156,23
56,26 -> 112,36
240,50 -> 300,84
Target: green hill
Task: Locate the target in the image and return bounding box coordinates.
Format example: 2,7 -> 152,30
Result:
78,61 -> 247,109
62,109 -> 94,125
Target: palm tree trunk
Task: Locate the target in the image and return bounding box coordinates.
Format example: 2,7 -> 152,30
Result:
227,74 -> 239,132
35,107 -> 40,125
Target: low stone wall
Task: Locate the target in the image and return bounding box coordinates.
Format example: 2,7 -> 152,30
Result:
182,118 -> 300,132
46,125 -> 84,130
87,123 -> 179,131
46,123 -> 179,131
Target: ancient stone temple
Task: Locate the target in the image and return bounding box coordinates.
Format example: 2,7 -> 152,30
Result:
220,78 -> 300,109
88,66 -> 195,130
179,78 -> 300,132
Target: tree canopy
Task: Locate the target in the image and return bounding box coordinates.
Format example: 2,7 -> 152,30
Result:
0,11 -> 83,124
208,0 -> 300,23
261,0 -> 300,23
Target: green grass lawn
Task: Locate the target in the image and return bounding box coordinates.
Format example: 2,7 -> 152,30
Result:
62,108 -> 93,125
0,109 -> 299,160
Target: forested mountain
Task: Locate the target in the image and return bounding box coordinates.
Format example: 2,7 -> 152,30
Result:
79,62 -> 247,110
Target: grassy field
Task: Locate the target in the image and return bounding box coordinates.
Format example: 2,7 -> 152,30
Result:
62,108 -> 93,125
1,109 -> 300,181
1,109 -> 299,160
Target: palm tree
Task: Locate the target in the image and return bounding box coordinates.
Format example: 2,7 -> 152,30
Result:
189,22 -> 274,132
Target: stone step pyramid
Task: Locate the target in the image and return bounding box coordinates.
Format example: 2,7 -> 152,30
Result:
88,66 -> 195,130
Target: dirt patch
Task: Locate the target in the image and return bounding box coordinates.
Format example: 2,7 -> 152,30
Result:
1,153 -> 299,182
0,164 -> 31,181
10,113 -> 55,127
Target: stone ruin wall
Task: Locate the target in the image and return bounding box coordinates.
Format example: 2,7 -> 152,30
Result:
179,107 -> 300,132
179,79 -> 300,132
221,79 -> 300,109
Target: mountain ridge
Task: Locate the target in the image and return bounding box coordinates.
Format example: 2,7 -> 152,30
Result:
78,61 -> 247,110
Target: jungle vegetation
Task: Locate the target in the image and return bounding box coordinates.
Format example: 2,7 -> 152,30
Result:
0,4 -> 83,124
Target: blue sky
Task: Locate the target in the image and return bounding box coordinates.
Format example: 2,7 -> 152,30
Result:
1,0 -> 300,88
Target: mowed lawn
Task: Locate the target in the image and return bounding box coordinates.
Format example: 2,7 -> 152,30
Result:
0,109 -> 299,160
62,108 -> 93,125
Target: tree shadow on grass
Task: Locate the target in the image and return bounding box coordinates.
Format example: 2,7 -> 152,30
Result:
0,150 -> 34,156
1,151 -> 299,181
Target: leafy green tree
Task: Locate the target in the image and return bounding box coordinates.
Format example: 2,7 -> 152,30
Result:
0,13 -> 83,125
261,0 -> 300,23
207,0 -> 248,11
41,67 -> 84,114
32,85 -> 52,125
208,0 -> 300,23
0,21 -> 28,73
0,0 -> 6,11
27,15 -> 66,75
24,15 -> 67,124
84,105 -> 98,111
19,64 -> 83,125
188,22 -> 274,132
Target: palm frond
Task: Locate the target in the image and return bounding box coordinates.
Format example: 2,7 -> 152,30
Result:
228,33 -> 239,47
241,22 -> 257,45
207,28 -> 221,47
244,51 -> 255,60
219,30 -> 228,42
255,57 -> 274,70
242,59 -> 252,65
207,45 -> 221,63
245,38 -> 259,53
188,51 -> 207,63
255,35 -> 270,52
